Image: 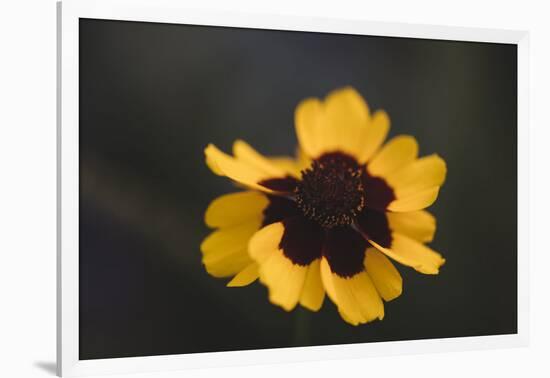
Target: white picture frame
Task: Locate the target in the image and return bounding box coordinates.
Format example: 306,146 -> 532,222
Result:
57,0 -> 530,376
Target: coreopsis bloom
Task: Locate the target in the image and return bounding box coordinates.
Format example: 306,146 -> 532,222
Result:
201,87 -> 446,325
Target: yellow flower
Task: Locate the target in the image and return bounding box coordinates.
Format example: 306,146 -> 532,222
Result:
201,86 -> 446,325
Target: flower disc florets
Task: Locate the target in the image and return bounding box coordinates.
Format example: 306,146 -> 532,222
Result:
295,152 -> 365,228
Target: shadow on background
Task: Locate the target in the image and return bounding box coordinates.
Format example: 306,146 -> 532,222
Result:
34,362 -> 56,376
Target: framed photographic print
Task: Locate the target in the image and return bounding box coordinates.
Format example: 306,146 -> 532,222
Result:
57,0 -> 529,376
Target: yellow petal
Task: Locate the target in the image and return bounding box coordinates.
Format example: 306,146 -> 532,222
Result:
205,191 -> 268,228
233,140 -> 286,177
367,135 -> 418,177
295,98 -> 324,158
295,88 -> 383,161
248,222 -> 285,264
365,248 -> 402,301
205,144 -> 292,193
386,154 -> 447,199
299,259 -> 325,311
227,263 -> 259,287
356,110 -> 390,163
296,148 -> 312,171
386,210 -> 436,242
259,249 -> 308,311
205,144 -> 267,190
321,258 -> 384,325
348,271 -> 385,321
206,151 -> 224,175
268,157 -> 303,178
321,267 -> 362,324
268,147 -> 312,178
387,187 -> 440,212
369,233 -> 445,275
200,219 -> 260,277
250,222 -> 321,312
323,87 -> 369,158
320,257 -> 337,303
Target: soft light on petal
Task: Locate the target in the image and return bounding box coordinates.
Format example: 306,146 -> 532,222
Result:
365,248 -> 402,301
250,221 -> 324,312
369,233 -> 446,274
248,222 -> 285,264
321,258 -> 384,325
387,187 -> 440,212
205,191 -> 268,228
295,88 -> 389,162
201,219 -> 260,277
356,110 -> 390,163
295,98 -> 324,158
268,157 -> 303,178
233,140 -> 287,177
367,135 -> 418,177
259,250 -> 308,311
299,259 -> 325,311
386,210 -> 436,242
205,144 -> 294,193
386,154 -> 447,199
323,87 -> 369,157
227,263 -> 259,287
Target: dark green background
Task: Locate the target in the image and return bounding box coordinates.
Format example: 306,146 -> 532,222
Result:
79,18 -> 517,360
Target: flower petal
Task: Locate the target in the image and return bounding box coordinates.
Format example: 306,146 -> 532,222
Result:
367,135 -> 418,177
319,258 -> 335,302
356,208 -> 392,248
362,173 -> 396,211
386,210 -> 436,242
279,216 -> 324,266
356,110 -> 390,163
268,157 -> 302,178
295,87 -> 388,162
205,191 -> 268,228
365,248 -> 402,301
233,140 -> 287,177
295,98 -> 324,158
323,87 -> 369,158
205,143 -> 296,193
261,196 -> 300,227
369,233 -> 445,275
249,219 -> 324,311
323,226 -> 369,278
259,249 -> 308,311
320,258 -> 384,326
385,154 -> 447,199
248,222 -> 283,263
387,187 -> 440,212
269,148 -> 313,178
299,259 -> 325,311
227,263 -> 259,287
201,219 -> 260,277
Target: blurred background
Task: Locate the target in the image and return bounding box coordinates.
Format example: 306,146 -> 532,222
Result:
79,18 -> 517,360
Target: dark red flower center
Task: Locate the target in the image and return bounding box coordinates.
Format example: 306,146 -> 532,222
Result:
259,151 -> 396,277
295,152 -> 365,228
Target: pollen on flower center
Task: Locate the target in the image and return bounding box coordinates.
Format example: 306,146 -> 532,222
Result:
295,152 -> 365,228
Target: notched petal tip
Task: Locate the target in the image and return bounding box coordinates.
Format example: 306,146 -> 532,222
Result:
204,144 -> 224,175
426,256 -> 446,275
326,86 -> 369,107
